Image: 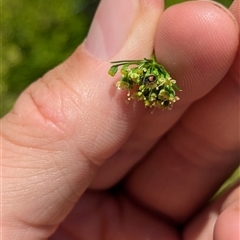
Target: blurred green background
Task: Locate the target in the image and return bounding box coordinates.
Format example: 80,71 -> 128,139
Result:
1,0 -> 239,194
2,0 -> 234,116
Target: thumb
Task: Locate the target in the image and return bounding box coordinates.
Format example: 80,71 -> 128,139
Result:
1,0 -> 163,238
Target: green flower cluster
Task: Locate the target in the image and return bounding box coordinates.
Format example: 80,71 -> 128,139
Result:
108,54 -> 181,109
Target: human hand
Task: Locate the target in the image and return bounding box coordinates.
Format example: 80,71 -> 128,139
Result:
2,0 -> 239,239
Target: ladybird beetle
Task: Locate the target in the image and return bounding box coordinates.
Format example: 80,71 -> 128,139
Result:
143,74 -> 157,84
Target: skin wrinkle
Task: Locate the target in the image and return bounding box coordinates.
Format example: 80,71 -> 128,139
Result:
34,78 -> 78,134
2,120 -> 61,153
2,113 -> 69,152
9,171 -> 55,203
42,63 -> 110,147
12,216 -> 57,240
3,142 -> 94,236
183,84 -> 239,151
2,133 -> 61,152
169,120 -> 238,167
3,166 -> 48,181
90,107 -> 187,189
25,66 -> 108,167
125,121 -> 238,223
10,192 -> 56,226
53,59 -> 108,120
29,193 -> 68,227
166,128 -> 239,200
3,149 -> 65,177
50,155 -> 98,204
170,113 -> 238,174
66,51 -> 145,165
43,76 -> 80,119
4,102 -> 69,156
51,159 -> 81,202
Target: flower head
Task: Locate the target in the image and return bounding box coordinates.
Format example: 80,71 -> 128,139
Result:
108,54 -> 181,110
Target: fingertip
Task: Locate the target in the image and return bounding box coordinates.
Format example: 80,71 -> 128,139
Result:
154,0 -> 239,103
214,204 -> 240,240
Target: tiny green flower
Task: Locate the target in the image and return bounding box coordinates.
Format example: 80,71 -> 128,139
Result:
108,53 -> 181,109
108,66 -> 118,76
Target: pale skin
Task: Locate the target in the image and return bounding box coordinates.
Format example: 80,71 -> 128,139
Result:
1,0 -> 239,239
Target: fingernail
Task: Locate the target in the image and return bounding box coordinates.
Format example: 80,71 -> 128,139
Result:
85,0 -> 139,60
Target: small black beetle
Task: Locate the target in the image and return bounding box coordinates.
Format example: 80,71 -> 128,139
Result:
143,74 -> 157,84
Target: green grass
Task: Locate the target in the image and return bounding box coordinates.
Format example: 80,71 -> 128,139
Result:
213,167 -> 240,199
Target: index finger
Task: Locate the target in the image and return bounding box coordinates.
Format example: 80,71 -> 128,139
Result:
125,0 -> 239,223
90,0 -> 239,189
